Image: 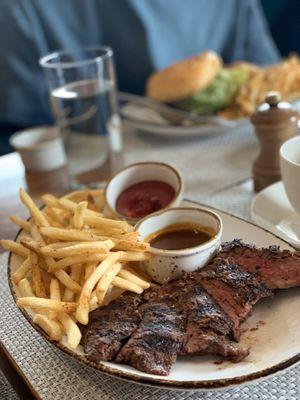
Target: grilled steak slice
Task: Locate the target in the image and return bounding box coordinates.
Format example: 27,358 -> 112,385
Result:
81,293 -> 142,363
198,262 -> 272,340
178,282 -> 248,361
116,302 -> 185,375
144,276 -> 248,362
219,239 -> 300,289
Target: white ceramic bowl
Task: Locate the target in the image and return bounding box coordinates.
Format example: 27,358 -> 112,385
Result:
135,207 -> 222,283
104,162 -> 183,224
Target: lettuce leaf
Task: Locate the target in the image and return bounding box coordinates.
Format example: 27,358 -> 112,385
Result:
176,67 -> 249,115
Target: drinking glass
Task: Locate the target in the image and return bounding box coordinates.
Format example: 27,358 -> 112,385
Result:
40,46 -> 123,187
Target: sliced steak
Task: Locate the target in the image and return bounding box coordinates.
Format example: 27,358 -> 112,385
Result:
116,302 -> 185,375
178,281 -> 248,361
218,239 -> 300,289
144,275 -> 248,362
81,293 -> 142,363
198,262 -> 272,340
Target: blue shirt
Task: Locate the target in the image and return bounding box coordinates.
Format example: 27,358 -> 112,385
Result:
0,0 -> 279,130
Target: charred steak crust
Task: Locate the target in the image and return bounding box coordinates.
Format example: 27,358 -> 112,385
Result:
198,262 -> 272,340
116,302 -> 186,376
81,293 -> 142,363
200,262 -> 272,306
219,239 -> 300,289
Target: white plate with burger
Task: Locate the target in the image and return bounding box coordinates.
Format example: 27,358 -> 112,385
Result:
120,51 -> 252,137
121,51 -> 300,138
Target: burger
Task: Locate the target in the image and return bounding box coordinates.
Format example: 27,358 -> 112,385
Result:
146,51 -> 253,115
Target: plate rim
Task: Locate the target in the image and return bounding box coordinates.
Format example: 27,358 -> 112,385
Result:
7,200 -> 300,391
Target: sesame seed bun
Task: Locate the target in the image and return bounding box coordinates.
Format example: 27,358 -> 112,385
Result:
146,51 -> 222,103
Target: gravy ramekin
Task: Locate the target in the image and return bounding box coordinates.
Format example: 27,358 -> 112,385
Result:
104,162 -> 183,224
135,207 -> 222,283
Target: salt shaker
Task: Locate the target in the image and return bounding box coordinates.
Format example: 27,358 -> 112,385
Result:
251,92 -> 299,192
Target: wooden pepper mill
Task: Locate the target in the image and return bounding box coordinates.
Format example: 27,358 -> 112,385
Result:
251,91 -> 299,192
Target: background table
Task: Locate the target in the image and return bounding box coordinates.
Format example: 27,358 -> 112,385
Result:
0,124 -> 299,399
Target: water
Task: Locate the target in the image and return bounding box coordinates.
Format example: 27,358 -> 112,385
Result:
51,79 -> 121,177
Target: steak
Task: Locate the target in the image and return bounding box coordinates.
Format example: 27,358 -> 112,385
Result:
81,293 -> 142,363
198,262 -> 272,340
144,275 -> 248,362
116,302 -> 186,375
81,239 -> 300,376
219,239 -> 300,289
177,280 -> 249,361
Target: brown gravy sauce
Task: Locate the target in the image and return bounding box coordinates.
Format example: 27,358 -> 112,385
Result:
147,223 -> 215,250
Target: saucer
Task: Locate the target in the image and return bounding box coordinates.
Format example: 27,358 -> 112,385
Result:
251,181 -> 300,248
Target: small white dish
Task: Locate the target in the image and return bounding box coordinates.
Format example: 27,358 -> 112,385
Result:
251,181 -> 300,248
9,126 -> 66,172
104,162 -> 183,224
135,207 -> 222,283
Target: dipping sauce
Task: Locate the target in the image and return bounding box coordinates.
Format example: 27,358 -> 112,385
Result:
116,180 -> 175,218
148,223 -> 213,250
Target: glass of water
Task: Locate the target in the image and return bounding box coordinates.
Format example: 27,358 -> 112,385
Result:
40,46 -> 123,187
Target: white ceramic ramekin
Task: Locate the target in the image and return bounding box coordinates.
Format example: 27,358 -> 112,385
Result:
104,162 -> 183,224
135,207 -> 223,283
9,126 -> 66,172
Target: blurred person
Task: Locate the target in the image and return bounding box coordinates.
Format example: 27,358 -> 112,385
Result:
0,0 -> 279,154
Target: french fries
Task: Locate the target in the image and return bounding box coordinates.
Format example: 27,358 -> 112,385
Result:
12,256 -> 32,284
76,252 -> 122,324
17,297 -> 77,312
33,314 -> 63,341
112,276 -> 144,294
9,216 -> 30,232
31,252 -> 47,298
18,278 -> 35,297
221,55 -> 300,119
96,262 -> 122,304
40,240 -> 114,258
58,313 -> 82,349
1,240 -> 29,258
19,188 -> 49,227
118,269 -> 151,290
73,201 -> 87,229
3,188 -> 152,351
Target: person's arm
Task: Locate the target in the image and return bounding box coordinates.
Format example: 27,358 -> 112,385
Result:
0,0 -> 52,131
223,0 -> 280,65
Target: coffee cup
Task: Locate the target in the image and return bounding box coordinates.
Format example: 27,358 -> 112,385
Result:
280,135 -> 300,214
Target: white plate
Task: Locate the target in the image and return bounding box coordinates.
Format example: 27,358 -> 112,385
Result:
121,104 -> 249,138
7,201 -> 300,390
251,181 -> 300,248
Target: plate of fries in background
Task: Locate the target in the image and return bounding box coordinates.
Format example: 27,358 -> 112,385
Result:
124,53 -> 300,138
2,188 -> 152,356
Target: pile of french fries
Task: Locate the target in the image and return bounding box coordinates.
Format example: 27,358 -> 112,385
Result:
220,54 -> 300,119
1,188 -> 152,350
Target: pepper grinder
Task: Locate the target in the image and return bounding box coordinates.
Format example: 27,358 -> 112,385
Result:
251,91 -> 299,192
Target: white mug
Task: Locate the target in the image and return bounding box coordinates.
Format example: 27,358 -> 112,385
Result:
280,135 -> 300,214
10,126 -> 66,172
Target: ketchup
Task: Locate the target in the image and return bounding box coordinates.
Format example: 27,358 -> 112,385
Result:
116,180 -> 175,218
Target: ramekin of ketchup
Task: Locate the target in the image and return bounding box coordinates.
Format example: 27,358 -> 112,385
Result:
105,162 -> 183,223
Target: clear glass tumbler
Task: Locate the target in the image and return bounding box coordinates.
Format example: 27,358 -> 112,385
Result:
40,46 -> 123,187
